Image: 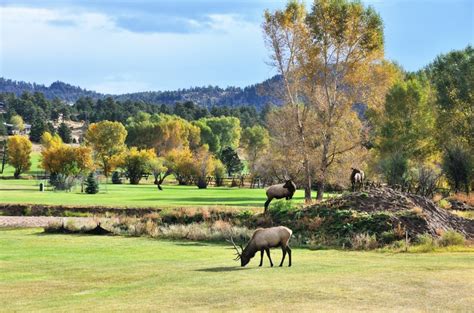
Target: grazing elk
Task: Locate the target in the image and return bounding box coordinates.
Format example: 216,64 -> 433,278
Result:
228,226 -> 293,267
350,167 -> 365,191
264,180 -> 296,212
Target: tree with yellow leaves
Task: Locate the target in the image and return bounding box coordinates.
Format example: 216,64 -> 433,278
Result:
193,144 -> 218,189
7,135 -> 32,178
150,156 -> 169,190
85,121 -> 127,181
40,132 -> 94,190
263,0 -> 397,201
120,147 -> 157,185
165,148 -> 196,185
125,113 -> 200,155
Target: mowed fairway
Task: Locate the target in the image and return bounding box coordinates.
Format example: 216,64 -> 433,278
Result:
1,228 -> 473,312
0,179 -> 314,208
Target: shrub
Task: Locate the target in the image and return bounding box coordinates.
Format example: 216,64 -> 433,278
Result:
350,233 -> 378,250
237,209 -> 254,220
414,233 -> 437,252
380,231 -> 397,244
112,171 -> 122,184
442,145 -> 473,193
437,199 -> 451,209
438,230 -> 465,247
49,173 -> 77,191
415,166 -> 440,197
268,200 -> 299,219
85,172 -> 99,194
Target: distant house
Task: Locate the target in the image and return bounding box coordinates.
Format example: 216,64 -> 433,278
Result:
3,123 -> 31,136
0,102 -> 5,114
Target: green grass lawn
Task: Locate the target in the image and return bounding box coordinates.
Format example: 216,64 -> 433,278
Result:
0,152 -> 333,209
1,228 -> 473,312
0,179 -> 323,209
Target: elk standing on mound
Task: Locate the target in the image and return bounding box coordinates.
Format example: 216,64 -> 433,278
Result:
350,167 -> 365,191
264,180 -> 296,212
229,226 -> 293,267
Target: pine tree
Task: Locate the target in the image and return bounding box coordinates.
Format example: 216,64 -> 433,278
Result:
220,147 -> 243,177
58,122 -> 72,143
29,118 -> 46,143
0,115 -> 7,136
85,172 -> 99,194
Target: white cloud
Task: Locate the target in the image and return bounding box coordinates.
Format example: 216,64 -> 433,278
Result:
0,6 -> 270,93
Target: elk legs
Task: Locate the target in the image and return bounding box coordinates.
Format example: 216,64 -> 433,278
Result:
279,246 -> 287,267
287,247 -> 292,267
265,248 -> 273,267
259,249 -> 264,267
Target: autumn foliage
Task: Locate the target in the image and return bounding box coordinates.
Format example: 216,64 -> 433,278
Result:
7,135 -> 32,178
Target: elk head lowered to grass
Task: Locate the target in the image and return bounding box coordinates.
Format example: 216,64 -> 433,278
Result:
228,226 -> 293,267
264,180 -> 296,212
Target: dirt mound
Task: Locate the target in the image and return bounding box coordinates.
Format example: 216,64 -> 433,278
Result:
322,187 -> 474,239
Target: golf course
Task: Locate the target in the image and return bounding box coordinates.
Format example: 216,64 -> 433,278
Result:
1,228 -> 473,312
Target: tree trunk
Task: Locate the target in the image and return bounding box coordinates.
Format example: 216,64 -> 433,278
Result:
317,136 -> 330,201
303,157 -> 312,204
316,180 -> 325,201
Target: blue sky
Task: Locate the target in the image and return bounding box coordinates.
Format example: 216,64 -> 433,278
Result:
0,0 -> 472,94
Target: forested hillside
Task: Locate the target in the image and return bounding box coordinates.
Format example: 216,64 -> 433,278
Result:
0,76 -> 282,109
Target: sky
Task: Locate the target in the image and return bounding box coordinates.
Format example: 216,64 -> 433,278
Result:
0,0 -> 472,94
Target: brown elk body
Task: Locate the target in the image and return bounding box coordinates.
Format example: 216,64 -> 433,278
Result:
264,180 -> 296,212
229,226 -> 293,267
350,168 -> 365,191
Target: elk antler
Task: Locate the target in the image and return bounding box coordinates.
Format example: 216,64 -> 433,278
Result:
226,236 -> 242,261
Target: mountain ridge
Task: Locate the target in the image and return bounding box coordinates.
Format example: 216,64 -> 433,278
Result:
0,76 -> 282,109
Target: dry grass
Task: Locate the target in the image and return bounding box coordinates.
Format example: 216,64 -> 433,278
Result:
451,193 -> 474,206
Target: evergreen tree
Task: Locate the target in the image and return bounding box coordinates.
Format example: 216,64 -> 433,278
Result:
85,172 -> 99,194
46,122 -> 56,135
220,147 -> 243,177
58,122 -> 72,143
0,115 -> 7,136
29,117 -> 46,143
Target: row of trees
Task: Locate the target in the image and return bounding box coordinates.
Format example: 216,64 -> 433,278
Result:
4,114 -> 267,189
369,46 -> 473,193
255,0 -> 472,201
0,92 -> 268,133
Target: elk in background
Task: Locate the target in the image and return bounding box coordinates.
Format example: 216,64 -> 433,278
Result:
350,167 -> 365,191
264,180 -> 296,212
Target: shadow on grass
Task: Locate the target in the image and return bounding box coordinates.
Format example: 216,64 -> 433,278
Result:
195,266 -> 249,272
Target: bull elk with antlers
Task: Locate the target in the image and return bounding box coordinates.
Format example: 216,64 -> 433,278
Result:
228,226 -> 293,267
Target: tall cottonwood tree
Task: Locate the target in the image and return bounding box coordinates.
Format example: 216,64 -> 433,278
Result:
264,0 -> 395,201
85,121 -> 127,181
